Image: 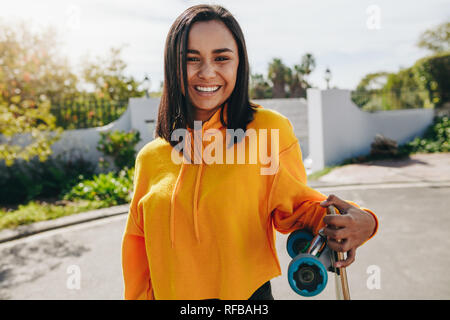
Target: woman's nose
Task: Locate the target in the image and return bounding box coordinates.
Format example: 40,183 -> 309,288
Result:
198,61 -> 216,79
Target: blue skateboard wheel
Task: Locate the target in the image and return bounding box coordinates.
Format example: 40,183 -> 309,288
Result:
286,229 -> 314,259
288,254 -> 328,297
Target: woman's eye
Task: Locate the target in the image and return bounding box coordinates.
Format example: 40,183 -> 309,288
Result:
216,56 -> 229,62
187,57 -> 199,62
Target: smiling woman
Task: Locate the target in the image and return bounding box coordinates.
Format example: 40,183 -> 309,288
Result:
121,4 -> 378,301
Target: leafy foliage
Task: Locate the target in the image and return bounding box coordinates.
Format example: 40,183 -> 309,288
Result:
413,52 -> 450,108
63,168 -> 134,206
0,22 -> 71,165
250,73 -> 272,99
51,95 -> 128,130
400,116 -> 449,154
268,58 -> 292,98
352,52 -> 450,111
0,152 -> 97,205
97,130 -> 141,171
0,22 -> 146,166
251,53 -> 316,99
417,22 -> 450,53
80,46 -> 145,102
353,23 -> 450,111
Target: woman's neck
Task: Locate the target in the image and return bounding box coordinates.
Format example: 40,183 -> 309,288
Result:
193,105 -> 222,123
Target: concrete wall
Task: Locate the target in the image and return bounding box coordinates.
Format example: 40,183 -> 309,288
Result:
306,88 -> 435,173
128,97 -> 159,151
254,98 -> 309,158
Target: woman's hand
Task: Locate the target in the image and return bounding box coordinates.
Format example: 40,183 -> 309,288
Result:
320,194 -> 376,268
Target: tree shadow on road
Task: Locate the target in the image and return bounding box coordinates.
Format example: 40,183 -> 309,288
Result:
0,235 -> 90,299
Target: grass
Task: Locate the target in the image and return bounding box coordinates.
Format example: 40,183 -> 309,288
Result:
0,199 -> 110,231
307,165 -> 340,181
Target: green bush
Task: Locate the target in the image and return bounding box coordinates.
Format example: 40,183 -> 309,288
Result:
0,153 -> 97,205
400,116 -> 450,154
63,168 -> 134,206
97,130 -> 141,171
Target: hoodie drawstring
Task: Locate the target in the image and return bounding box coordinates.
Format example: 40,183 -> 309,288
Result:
169,126 -> 205,248
170,159 -> 186,248
192,157 -> 204,242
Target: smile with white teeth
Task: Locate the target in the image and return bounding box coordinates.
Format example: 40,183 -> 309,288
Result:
195,85 -> 221,92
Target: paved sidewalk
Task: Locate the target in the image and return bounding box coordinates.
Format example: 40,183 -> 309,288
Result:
308,153 -> 450,187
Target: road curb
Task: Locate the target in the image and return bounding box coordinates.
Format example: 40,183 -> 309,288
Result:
308,179 -> 450,189
0,204 -> 129,244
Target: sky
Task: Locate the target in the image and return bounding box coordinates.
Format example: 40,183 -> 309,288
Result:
1,0 -> 449,91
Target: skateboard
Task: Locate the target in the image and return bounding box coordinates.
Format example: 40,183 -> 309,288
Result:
286,205 -> 351,300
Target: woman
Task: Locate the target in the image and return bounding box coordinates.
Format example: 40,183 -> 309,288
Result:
121,4 -> 378,300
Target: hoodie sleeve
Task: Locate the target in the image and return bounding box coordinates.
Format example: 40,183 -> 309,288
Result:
268,139 -> 328,235
121,153 -> 154,300
268,118 -> 378,240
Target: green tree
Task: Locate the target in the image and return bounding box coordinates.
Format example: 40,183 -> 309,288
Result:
352,72 -> 391,111
289,65 -> 305,98
249,73 -> 272,99
413,52 -> 450,108
0,21 -> 69,166
268,58 -> 291,98
299,53 -> 316,79
289,53 -> 316,98
80,46 -> 145,102
417,22 -> 450,53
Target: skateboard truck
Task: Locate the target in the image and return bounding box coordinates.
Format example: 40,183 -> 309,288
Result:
286,205 -> 351,300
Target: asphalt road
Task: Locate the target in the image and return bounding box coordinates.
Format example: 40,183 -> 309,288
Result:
1,183 -> 449,300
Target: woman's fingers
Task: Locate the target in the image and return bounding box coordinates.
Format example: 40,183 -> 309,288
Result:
326,237 -> 352,253
323,224 -> 347,240
335,247 -> 356,268
320,194 -> 352,214
323,214 -> 352,228
320,194 -> 369,269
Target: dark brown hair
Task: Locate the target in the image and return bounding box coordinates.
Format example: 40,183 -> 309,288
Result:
155,4 -> 257,146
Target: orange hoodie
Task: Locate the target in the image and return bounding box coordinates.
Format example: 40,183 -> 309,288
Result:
121,103 -> 378,300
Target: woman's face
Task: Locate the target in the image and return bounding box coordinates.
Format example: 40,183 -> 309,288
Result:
185,20 -> 239,122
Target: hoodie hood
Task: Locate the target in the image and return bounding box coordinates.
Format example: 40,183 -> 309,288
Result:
169,103 -> 228,248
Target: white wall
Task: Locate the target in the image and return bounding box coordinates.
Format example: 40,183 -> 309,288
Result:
306,89 -> 435,173
129,97 -> 159,151
254,98 -> 309,159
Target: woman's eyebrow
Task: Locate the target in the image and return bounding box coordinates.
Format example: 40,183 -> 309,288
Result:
213,48 -> 233,54
187,48 -> 234,54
